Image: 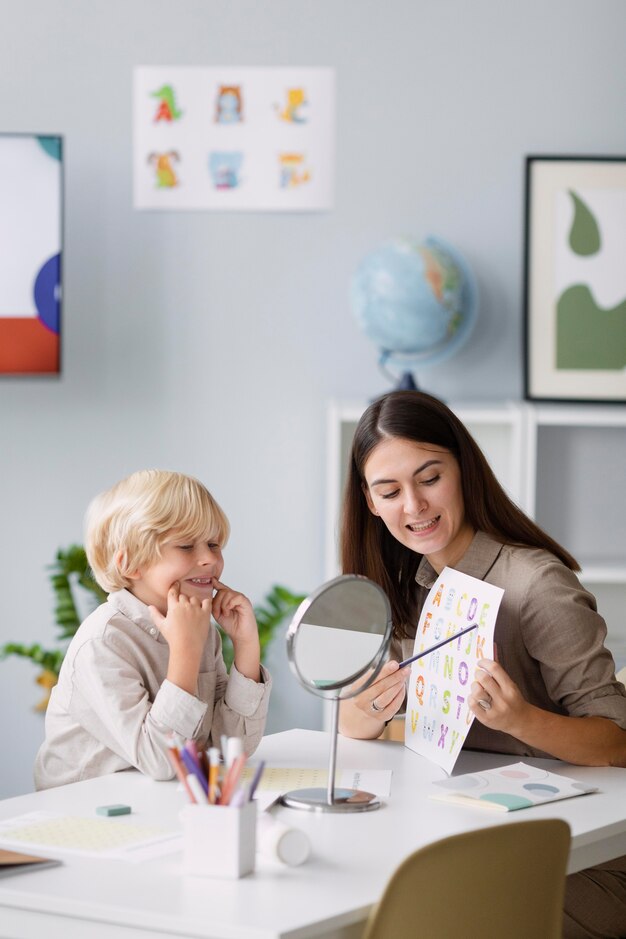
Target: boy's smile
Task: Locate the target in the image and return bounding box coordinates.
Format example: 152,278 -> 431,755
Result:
128,535 -> 224,615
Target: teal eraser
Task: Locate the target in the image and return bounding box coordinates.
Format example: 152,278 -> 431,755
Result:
96,804 -> 132,817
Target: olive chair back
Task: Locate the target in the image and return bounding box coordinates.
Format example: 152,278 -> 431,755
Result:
362,818 -> 571,939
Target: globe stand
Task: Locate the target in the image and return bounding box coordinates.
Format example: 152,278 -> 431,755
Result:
379,355 -> 419,392
396,371 -> 418,391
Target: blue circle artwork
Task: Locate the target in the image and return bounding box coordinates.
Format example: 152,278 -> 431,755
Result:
34,253 -> 61,334
523,783 -> 560,794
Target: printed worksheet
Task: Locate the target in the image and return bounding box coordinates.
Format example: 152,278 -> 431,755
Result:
241,766 -> 392,798
404,568 -> 503,774
0,812 -> 181,861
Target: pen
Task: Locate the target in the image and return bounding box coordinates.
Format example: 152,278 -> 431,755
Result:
185,739 -> 209,779
182,741 -> 204,775
247,760 -> 266,801
208,747 -> 221,805
185,772 -> 208,804
180,747 -> 209,796
220,754 -> 246,806
225,736 -> 243,770
229,786 -> 247,808
166,746 -> 197,803
398,623 -> 479,669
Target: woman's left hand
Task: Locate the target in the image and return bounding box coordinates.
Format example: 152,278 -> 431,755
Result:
468,658 -> 531,736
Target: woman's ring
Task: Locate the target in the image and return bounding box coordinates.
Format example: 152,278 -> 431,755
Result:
371,699 -> 384,713
478,695 -> 492,711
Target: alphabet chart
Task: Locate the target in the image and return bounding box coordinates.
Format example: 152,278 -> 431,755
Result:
404,568 -> 503,774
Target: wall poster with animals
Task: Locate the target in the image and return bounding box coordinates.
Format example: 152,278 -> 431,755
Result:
133,67 -> 335,211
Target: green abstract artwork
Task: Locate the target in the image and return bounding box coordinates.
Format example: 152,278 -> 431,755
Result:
556,189 -> 626,371
567,190 -> 601,256
557,286 -> 626,369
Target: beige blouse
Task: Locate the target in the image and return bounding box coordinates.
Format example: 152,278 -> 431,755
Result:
390,530 -> 626,759
34,589 -> 271,790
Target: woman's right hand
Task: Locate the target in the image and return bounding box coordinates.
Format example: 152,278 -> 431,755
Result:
339,660 -> 408,738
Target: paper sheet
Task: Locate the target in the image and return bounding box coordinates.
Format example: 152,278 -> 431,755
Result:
404,567 -> 503,774
242,767 -> 393,799
0,812 -> 182,862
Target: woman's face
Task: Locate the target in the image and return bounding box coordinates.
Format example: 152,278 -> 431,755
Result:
362,436 -> 475,572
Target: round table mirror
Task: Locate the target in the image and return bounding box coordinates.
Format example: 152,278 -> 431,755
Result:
282,574 -> 392,813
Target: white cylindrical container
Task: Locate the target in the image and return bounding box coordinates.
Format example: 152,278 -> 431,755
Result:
257,814 -> 311,867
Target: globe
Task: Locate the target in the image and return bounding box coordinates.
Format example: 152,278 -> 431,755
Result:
351,236 -> 478,389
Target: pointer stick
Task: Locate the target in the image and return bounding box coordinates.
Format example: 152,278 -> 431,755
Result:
398,623 -> 478,669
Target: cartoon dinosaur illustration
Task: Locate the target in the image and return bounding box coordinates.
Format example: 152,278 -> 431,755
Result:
147,151 -> 180,188
151,85 -> 183,122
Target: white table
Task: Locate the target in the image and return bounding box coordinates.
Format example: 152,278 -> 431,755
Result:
1,729 -> 626,939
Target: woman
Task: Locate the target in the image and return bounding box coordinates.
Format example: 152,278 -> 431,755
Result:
339,390 -> 626,939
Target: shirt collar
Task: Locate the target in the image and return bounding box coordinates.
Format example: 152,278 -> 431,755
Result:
415,530 -> 504,588
107,589 -> 161,637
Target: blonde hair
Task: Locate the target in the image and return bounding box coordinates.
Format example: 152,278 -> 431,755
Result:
85,470 -> 230,592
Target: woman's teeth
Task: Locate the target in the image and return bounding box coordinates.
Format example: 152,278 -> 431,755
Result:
407,517 -> 439,532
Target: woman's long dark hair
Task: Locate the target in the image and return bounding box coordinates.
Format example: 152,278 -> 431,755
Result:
340,390 -> 579,638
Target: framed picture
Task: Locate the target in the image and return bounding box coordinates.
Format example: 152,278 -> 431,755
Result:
523,155 -> 626,403
0,134 -> 63,375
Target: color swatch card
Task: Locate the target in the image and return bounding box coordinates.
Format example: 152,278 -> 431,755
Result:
404,568 -> 503,774
429,762 -> 598,811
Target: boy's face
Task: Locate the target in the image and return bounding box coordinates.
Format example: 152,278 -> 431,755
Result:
129,532 -> 224,614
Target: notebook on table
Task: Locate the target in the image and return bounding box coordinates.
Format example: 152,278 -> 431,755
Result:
429,762 -> 598,812
0,848 -> 62,878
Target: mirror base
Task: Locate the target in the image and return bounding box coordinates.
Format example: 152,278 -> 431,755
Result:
279,787 -> 381,813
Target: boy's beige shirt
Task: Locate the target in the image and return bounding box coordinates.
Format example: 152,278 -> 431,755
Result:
34,589 -> 271,790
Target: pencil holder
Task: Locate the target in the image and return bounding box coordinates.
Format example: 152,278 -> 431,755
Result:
181,801 -> 257,879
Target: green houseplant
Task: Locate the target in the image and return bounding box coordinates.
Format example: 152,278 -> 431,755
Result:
0,545 -> 107,710
0,545 -> 305,710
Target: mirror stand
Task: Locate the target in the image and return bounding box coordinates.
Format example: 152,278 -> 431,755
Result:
280,697 -> 381,813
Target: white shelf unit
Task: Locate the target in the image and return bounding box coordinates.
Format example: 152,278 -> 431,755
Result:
326,400 -> 626,667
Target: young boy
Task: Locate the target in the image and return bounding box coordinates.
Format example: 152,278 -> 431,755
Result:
34,470 -> 271,790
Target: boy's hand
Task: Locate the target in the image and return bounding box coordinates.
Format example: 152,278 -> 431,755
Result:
211,580 -> 261,682
150,583 -> 211,693
211,580 -> 257,644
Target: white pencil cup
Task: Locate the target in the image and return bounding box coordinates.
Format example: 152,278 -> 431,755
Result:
181,801 -> 257,878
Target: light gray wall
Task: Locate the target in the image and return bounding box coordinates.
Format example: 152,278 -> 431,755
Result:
1,0 -> 625,797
